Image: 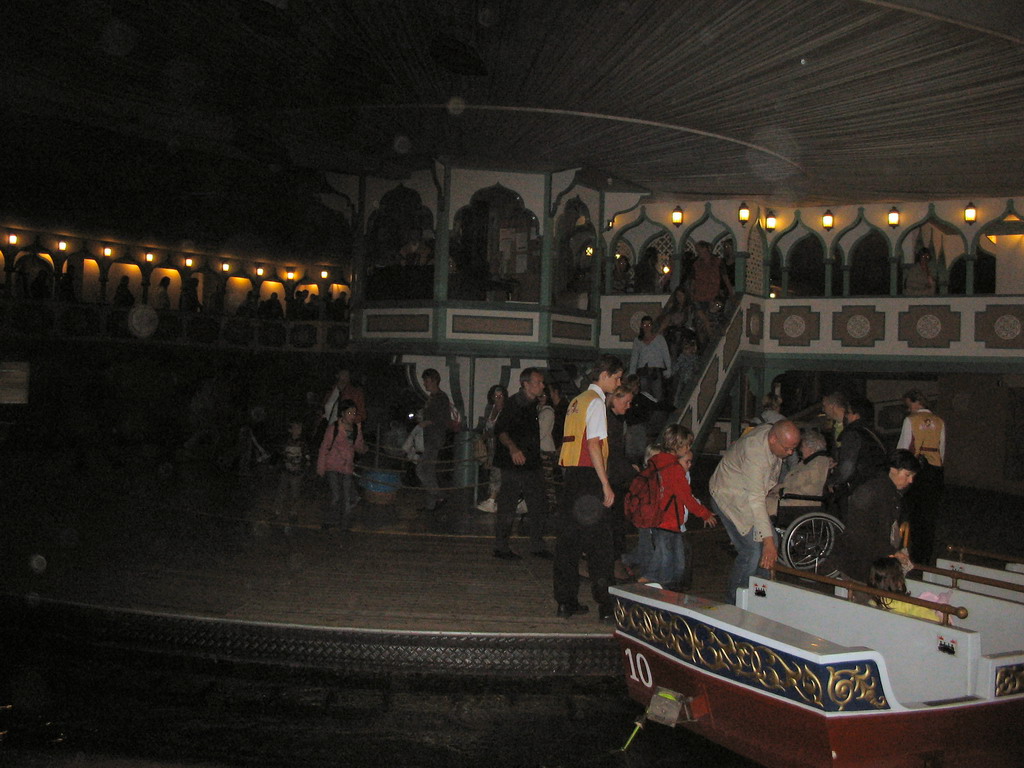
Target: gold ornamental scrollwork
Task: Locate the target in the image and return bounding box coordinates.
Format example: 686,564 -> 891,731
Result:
827,665 -> 888,711
619,602 -> 828,709
995,664 -> 1024,697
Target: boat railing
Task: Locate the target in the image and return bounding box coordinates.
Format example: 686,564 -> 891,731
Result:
914,563 -> 1024,595
771,563 -> 968,626
943,544 -> 1024,568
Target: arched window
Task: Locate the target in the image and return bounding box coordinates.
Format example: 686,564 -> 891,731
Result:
449,185 -> 541,302
785,235 -> 826,297
848,230 -> 890,296
948,249 -> 997,295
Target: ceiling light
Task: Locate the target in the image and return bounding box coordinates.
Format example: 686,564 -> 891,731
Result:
964,202 -> 977,225
822,210 -> 834,231
887,207 -> 900,228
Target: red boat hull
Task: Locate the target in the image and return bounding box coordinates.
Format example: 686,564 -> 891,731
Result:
617,632 -> 1024,767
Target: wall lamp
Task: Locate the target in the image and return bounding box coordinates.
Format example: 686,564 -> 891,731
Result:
320,270 -> 329,279
256,267 -> 265,277
222,262 -> 230,272
185,257 -> 193,268
964,202 -> 977,225
286,270 -> 296,281
887,207 -> 900,228
765,210 -> 777,232
822,210 -> 834,231
145,252 -> 154,262
738,202 -> 750,227
671,206 -> 684,228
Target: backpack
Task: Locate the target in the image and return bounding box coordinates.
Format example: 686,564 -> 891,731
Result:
624,463 -> 673,529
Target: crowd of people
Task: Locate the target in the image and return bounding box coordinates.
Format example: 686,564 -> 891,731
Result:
254,359 -> 948,623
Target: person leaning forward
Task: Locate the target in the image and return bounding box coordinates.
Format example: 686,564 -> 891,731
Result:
708,420 -> 801,604
552,354 -> 624,622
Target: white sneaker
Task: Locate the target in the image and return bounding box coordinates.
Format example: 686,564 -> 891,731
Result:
476,498 -> 497,513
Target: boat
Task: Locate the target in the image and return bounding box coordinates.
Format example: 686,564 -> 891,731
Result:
610,563 -> 1024,767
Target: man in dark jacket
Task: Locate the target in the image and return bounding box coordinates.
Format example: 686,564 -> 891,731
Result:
833,450 -> 920,582
492,368 -> 551,560
828,397 -> 887,514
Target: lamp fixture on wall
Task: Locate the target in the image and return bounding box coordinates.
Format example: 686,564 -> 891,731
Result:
103,246 -> 112,257
887,207 -> 900,228
606,218 -> 615,231
765,210 -> 777,232
58,241 -> 68,251
145,252 -> 154,262
256,267 -> 265,276
286,270 -> 295,281
184,257 -> 193,267
321,270 -> 329,279
822,210 -> 834,231
7,234 -> 17,245
738,202 -> 750,227
222,262 -> 230,272
964,202 -> 977,225
671,206 -> 684,228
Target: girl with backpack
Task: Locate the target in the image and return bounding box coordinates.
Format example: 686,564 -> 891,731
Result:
623,424 -> 718,588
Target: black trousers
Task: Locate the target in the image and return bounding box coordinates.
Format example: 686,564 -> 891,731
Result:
553,467 -> 615,608
904,462 -> 944,565
494,465 -> 547,553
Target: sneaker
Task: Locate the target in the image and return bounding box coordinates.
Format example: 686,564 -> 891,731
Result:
476,498 -> 497,513
516,499 -> 527,514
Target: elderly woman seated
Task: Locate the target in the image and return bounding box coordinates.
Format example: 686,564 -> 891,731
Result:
767,429 -> 831,518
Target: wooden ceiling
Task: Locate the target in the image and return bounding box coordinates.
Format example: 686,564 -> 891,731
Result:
4,0 -> 1023,224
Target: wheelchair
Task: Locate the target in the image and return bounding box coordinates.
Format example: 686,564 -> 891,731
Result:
772,492 -> 845,572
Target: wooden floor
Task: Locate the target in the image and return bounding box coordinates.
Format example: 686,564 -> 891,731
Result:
2,477 -> 734,637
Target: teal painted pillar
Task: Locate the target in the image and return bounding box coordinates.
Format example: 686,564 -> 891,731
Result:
888,258 -> 899,297
540,173 -> 554,310
434,164 -> 451,303
593,192 -> 606,314
780,259 -> 790,298
824,258 -> 833,297
448,356 -> 476,506
965,254 -> 976,295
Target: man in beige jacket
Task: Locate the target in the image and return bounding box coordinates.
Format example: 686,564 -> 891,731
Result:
709,420 -> 801,603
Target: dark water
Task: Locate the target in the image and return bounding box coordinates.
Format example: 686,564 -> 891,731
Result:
1,643 -> 757,768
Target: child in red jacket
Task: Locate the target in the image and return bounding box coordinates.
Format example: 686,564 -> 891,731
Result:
636,425 -> 717,587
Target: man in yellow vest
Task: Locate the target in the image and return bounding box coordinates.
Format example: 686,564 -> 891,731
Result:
553,354 -> 624,621
897,389 -> 946,565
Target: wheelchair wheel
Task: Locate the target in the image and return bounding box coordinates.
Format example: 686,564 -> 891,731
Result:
780,511 -> 844,571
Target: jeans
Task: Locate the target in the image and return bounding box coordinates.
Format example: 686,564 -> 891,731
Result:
645,528 -> 685,585
325,471 -> 355,529
710,494 -> 775,604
